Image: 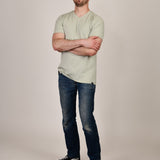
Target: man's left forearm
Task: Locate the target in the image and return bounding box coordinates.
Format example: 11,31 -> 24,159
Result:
69,37 -> 102,56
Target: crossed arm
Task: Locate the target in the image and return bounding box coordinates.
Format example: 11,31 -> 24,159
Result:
52,33 -> 102,56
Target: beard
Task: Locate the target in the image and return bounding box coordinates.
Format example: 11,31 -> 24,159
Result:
73,0 -> 89,7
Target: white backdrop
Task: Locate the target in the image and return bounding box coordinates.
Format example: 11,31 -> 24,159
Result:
0,0 -> 160,160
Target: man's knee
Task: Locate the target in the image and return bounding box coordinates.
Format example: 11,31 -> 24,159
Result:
62,118 -> 77,130
82,123 -> 93,133
81,116 -> 96,133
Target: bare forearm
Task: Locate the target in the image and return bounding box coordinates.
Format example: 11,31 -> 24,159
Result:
52,38 -> 84,52
70,47 -> 97,56
52,33 -> 101,53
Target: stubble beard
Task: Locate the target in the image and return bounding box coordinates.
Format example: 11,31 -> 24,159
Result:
73,0 -> 89,7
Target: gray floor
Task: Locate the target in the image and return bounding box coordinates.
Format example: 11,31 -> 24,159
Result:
1,131 -> 160,160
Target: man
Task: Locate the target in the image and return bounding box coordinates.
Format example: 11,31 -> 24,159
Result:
52,0 -> 104,160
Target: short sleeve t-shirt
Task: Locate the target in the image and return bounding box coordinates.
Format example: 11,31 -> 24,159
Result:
54,10 -> 104,84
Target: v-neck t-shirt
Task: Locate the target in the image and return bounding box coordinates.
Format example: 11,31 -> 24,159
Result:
54,10 -> 104,84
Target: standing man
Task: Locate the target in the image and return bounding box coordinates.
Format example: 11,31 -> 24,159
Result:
52,1 -> 104,160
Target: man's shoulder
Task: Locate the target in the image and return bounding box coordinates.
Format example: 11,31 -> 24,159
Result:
90,11 -> 104,22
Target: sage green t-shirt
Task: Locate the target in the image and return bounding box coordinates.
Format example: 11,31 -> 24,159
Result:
54,10 -> 104,84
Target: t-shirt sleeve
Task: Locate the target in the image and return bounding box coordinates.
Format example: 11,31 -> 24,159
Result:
54,15 -> 64,34
89,16 -> 104,39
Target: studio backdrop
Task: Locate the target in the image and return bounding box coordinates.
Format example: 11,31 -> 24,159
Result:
0,0 -> 160,160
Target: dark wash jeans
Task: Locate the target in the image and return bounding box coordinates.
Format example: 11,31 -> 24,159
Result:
58,71 -> 101,160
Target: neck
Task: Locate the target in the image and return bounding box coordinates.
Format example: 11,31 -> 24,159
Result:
74,4 -> 89,17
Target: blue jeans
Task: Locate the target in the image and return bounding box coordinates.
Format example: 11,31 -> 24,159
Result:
58,72 -> 101,160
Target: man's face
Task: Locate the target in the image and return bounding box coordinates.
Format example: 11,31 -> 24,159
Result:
73,0 -> 89,7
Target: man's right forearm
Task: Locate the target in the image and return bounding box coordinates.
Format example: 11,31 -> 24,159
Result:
70,47 -> 97,56
53,38 -> 84,52
52,34 -> 101,52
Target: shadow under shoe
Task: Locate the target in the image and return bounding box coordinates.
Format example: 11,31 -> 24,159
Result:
59,155 -> 80,160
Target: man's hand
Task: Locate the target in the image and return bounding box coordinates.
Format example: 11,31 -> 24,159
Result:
70,36 -> 103,57
52,33 -> 103,56
82,36 -> 102,51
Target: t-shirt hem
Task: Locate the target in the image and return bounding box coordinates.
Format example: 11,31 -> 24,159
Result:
58,70 -> 96,85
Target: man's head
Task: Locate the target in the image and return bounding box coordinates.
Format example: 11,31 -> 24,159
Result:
73,0 -> 89,7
